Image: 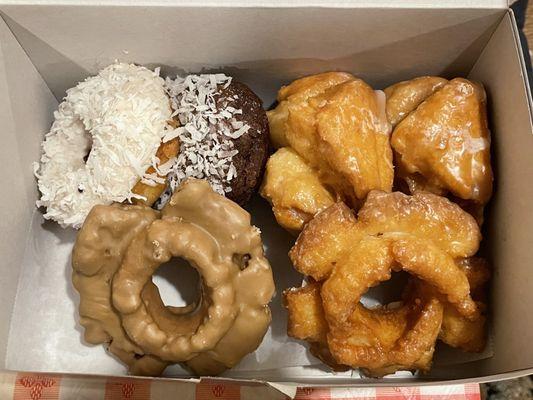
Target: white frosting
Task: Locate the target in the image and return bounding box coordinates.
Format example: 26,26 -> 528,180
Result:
35,63 -> 174,228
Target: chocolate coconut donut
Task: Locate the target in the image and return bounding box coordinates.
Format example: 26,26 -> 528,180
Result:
216,81 -> 270,204
160,74 -> 269,207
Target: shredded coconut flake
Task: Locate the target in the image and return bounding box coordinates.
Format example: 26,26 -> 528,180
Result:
35,63 -> 172,228
159,73 -> 250,208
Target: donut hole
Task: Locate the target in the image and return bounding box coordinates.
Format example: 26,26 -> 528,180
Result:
152,257 -> 201,308
233,253 -> 251,270
361,271 -> 409,308
82,134 -> 93,163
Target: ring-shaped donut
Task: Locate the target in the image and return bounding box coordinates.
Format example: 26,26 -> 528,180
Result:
35,63 -> 175,228
73,179 -> 274,375
112,218 -> 237,360
321,235 -> 449,375
112,179 -> 275,370
286,191 -> 481,376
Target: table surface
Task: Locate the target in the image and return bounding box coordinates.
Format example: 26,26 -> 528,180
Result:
0,372 -> 481,400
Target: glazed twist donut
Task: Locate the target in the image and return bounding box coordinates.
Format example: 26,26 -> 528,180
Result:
285,190 -> 482,376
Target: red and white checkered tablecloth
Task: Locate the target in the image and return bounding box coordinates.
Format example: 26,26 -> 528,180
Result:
0,372 -> 481,400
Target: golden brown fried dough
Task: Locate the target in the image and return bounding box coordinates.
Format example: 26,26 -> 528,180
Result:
315,80 -> 393,202
283,281 -> 348,371
260,148 -> 335,233
284,281 -> 328,342
358,191 -> 481,258
131,138 -> 180,206
328,290 -> 443,377
390,236 -> 478,318
263,73 -> 393,231
285,190 -> 484,376
384,76 -> 448,127
268,72 -> 354,149
289,202 -> 360,281
321,237 -> 394,324
318,236 -> 446,377
391,78 -> 493,205
439,257 -> 490,352
320,234 -> 477,325
397,169 -> 447,197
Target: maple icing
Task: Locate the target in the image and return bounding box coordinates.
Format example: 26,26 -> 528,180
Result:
72,179 -> 274,375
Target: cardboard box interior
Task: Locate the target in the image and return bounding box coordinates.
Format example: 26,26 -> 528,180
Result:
0,3 -> 532,386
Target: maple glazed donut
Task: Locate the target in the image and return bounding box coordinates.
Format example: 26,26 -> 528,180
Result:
104,179 -> 274,374
35,63 -> 177,228
73,179 -> 274,375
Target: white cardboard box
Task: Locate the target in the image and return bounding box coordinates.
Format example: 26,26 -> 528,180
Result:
0,0 -> 532,394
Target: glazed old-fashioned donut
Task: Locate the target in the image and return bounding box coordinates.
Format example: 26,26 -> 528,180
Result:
35,63 -> 177,228
113,179 -> 274,370
160,74 -> 269,207
72,179 -> 274,375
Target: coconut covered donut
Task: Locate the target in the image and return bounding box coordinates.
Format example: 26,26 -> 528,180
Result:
72,179 -> 274,375
35,63 -> 177,228
159,74 -> 269,207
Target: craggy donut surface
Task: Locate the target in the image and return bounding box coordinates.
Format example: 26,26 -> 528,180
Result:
73,178 -> 274,375
285,191 -> 482,376
36,63 -> 176,228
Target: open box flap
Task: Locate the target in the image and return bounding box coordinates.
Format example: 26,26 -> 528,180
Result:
0,14 -> 57,368
464,10 -> 533,378
0,5 -> 506,103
